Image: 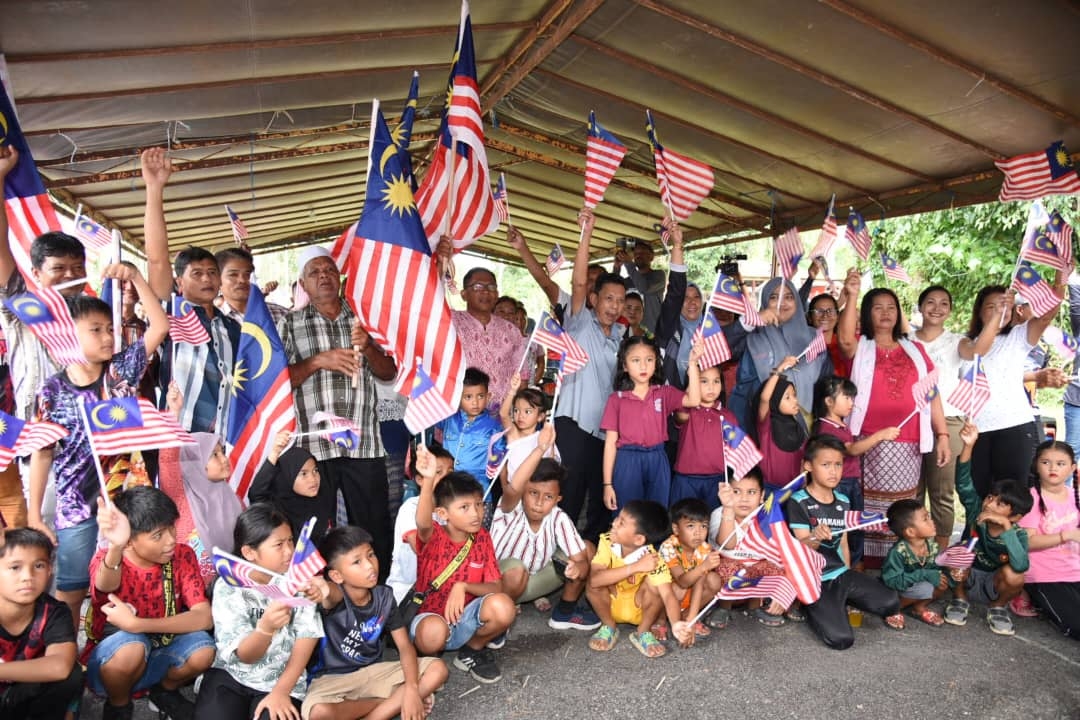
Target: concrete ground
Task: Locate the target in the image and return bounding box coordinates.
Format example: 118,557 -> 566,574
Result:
81,597 -> 1080,720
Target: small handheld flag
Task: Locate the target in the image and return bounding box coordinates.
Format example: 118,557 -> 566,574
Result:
0,411 -> 68,471
545,244 -> 566,276
797,330 -> 827,364
584,111 -> 627,208
897,369 -> 939,429
399,359 -> 457,435
807,195 -> 837,260
170,296 -> 211,345
845,211 -> 872,261
83,397 -> 196,455
1011,264 -> 1062,318
645,110 -> 714,221
880,253 -> 911,283
773,227 -> 804,280
492,173 -> 510,224
73,214 -> 114,251
692,312 -> 731,370
225,205 -> 249,244
947,355 -> 991,420
722,419 -> 763,480
533,312 -> 589,374
3,286 -> 87,366
286,516 -> 327,592
1042,326 -> 1078,359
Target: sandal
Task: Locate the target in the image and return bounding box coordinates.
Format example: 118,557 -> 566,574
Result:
784,605 -> 806,623
650,622 -> 670,642
908,607 -> 945,627
692,621 -> 711,639
706,608 -> 731,630
588,625 -> 619,652
629,630 -> 666,658
944,598 -> 970,626
1009,594 -> 1039,618
986,607 -> 1015,636
533,596 -> 553,613
884,612 -> 905,630
754,607 -> 786,627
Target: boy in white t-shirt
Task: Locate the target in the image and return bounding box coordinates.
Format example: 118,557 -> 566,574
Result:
387,445 -> 454,603
490,424 -> 600,631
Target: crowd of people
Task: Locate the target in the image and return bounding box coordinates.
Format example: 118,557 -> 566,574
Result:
0,143 -> 1078,720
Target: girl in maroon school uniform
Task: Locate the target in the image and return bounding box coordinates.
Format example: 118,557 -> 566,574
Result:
753,355 -> 808,493
601,337 -> 702,512
671,363 -> 739,510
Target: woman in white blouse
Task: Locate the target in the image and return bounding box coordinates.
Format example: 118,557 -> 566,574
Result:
914,285 -> 966,550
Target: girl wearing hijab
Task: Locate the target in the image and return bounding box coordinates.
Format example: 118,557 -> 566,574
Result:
729,277 -> 832,429
751,356 -> 809,491
158,433 -> 244,586
248,429 -> 336,544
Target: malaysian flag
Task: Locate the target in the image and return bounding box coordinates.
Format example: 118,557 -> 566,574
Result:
1047,209 -> 1074,269
0,410 -> 67,471
716,569 -> 797,611
707,270 -> 763,326
286,516 -> 327,591
947,355 -> 991,419
533,311 -> 588,374
73,214 -> 113,251
996,141 -> 1080,202
311,410 -> 362,450
545,244 -> 565,276
880,253 -> 911,283
1,82 -> 62,278
485,429 -> 509,481
1018,200 -> 1070,271
1042,326 -> 1078,359
773,227 -> 804,280
842,510 -> 887,532
691,311 -> 731,369
1012,263 -> 1063,317
741,495 -> 825,604
845,211 -> 872,261
400,359 -> 457,434
722,419 -> 763,480
83,397 -> 196,455
770,473 -> 807,506
226,287 -> 297,500
801,330 -> 828,364
808,195 -> 838,259
492,173 -> 510,223
414,1 -> 501,249
170,296 -> 210,345
584,110 -> 627,208
935,536 -> 978,569
911,368 -> 940,413
351,101 -> 464,436
225,205 -> 248,244
3,285 -> 86,365
645,110 -> 714,221
212,548 -> 275,587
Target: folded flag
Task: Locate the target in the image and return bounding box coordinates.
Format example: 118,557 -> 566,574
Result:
774,227 -> 804,280
880,253 -> 911,283
808,195 -> 838,260
73,214 -> 114,251
533,311 -> 588,374
1042,326 -> 1079,359
545,244 -> 566,276
692,311 -> 731,369
947,355 -> 991,419
845,211 -> 872,261
584,111 -> 627,208
170,296 -> 211,345
286,516 -> 327,592
0,410 -> 68,471
996,141 -> 1080,202
3,285 -> 87,366
1011,263 -> 1063,318
486,429 -> 509,480
716,569 -> 797,611
722,419 -> 763,480
310,410 -> 362,450
83,397 -> 196,455
911,368 -> 940,412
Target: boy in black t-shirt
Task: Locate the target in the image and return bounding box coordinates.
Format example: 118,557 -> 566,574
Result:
304,526 -> 448,720
786,435 -> 901,649
0,528 -> 83,720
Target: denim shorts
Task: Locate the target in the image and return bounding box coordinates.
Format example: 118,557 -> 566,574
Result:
409,595 -> 489,651
86,630 -> 215,696
900,580 -> 936,601
55,518 -> 99,592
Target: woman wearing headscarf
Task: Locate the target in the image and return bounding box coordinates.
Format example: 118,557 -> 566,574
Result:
248,429 -> 337,544
837,269 -> 950,567
157,433 -> 243,586
659,283 -> 699,389
729,277 -> 832,429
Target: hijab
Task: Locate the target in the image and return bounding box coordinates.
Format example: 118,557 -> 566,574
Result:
745,278 -> 827,410
179,433 -> 243,556
676,283 -> 701,382
766,376 -> 808,452
270,447 -> 336,543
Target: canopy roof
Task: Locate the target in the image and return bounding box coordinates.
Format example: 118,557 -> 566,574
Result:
4,0 -> 1079,263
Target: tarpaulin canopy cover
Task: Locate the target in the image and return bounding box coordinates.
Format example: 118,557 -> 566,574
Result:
2,0 -> 1078,263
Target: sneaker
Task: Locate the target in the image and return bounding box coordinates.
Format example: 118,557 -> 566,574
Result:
102,703 -> 134,720
485,631 -> 508,650
548,603 -> 601,631
454,646 -> 502,683
148,684 -> 195,720
986,607 -> 1015,636
1009,594 -> 1039,618
944,598 -> 970,626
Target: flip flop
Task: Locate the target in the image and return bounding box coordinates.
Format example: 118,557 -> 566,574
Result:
884,612 -> 906,630
706,608 -> 731,630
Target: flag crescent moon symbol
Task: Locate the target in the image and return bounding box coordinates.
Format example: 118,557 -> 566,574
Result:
91,403 -> 117,429
11,296 -> 42,317
379,144 -> 397,174
241,322 -> 273,379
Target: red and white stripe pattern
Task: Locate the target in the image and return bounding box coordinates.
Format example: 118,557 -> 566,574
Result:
225,205 -> 249,243
73,214 -> 114,251
286,516 -> 327,591
880,253 -> 911,283
646,110 -> 714,221
83,397 -> 196,456
996,141 -> 1080,201
533,311 -> 589,375
3,285 -> 86,366
0,412 -> 68,471
396,357 -> 459,435
716,569 -> 797,611
773,227 -> 804,280
492,173 -> 509,223
910,368 -> 940,412
584,110 -> 627,208
170,297 -> 210,345
310,411 -> 362,433
691,312 -> 731,369
808,195 -> 837,259
801,330 -> 828,363
844,211 -> 872,261
1011,264 -> 1063,317
1048,209 -> 1074,269
490,506 -> 585,574
947,354 -> 991,419
842,510 -> 887,532
329,222 -> 359,271
740,504 -> 825,604
545,244 -> 565,276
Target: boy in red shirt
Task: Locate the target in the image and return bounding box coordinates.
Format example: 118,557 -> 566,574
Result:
409,446 -> 515,685
84,486 -> 216,720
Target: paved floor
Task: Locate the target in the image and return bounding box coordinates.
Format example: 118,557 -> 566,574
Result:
81,597 -> 1080,720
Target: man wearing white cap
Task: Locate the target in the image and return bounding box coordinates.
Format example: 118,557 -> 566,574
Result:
279,247 -> 397,576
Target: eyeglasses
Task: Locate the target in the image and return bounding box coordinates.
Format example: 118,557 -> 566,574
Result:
466,283 -> 498,293
812,308 -> 837,317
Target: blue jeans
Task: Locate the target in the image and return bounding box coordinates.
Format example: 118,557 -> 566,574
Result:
55,518 -> 98,592
410,595 -> 489,651
86,630 -> 215,696
838,477 -> 864,566
1065,403 -> 1080,460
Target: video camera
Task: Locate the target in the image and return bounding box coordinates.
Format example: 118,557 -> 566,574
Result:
715,253 -> 748,277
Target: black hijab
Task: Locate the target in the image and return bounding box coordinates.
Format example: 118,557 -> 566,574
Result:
270,448 -> 336,544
